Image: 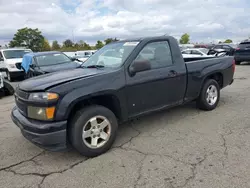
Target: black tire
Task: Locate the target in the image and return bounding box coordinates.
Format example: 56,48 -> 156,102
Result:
3,81 -> 14,96
235,61 -> 241,65
6,71 -> 13,82
69,105 -> 118,157
196,79 -> 220,111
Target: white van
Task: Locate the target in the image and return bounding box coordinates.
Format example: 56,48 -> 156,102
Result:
0,48 -> 32,81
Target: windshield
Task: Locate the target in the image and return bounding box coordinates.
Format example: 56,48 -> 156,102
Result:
83,41 -> 139,68
35,53 -> 72,66
3,50 -> 32,59
199,48 -> 209,54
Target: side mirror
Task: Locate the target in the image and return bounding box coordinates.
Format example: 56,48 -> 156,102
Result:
129,59 -> 151,76
0,57 -> 4,61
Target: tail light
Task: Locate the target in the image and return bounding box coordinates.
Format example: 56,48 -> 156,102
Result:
235,48 -> 240,50
232,59 -> 235,72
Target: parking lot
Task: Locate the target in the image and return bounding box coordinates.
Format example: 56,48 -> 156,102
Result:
0,64 -> 249,188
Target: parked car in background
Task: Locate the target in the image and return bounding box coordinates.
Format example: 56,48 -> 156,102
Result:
0,48 -> 32,81
179,44 -> 195,50
234,41 -> 250,65
21,51 -> 81,78
181,48 -> 214,58
208,44 -> 237,56
12,35 -> 235,157
76,50 -> 96,56
194,44 -> 208,48
73,50 -> 97,62
73,55 -> 90,62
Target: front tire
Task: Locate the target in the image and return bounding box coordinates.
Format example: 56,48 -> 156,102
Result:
69,105 -> 118,157
197,79 -> 220,111
6,71 -> 13,82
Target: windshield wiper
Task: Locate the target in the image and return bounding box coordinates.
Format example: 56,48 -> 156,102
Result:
85,65 -> 105,68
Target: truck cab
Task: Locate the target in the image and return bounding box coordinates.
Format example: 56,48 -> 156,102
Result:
0,48 -> 32,81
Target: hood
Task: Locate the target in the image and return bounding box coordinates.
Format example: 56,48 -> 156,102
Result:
39,62 -> 80,73
19,68 -> 107,91
5,58 -> 23,64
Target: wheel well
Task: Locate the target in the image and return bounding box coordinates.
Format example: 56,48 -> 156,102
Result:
205,72 -> 223,88
68,95 -> 122,122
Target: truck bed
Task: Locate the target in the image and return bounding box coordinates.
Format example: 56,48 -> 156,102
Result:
183,56 -> 234,102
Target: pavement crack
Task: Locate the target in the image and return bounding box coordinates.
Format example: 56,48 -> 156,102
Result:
4,158 -> 87,188
221,134 -> 228,156
0,151 -> 45,171
133,154 -> 147,188
176,153 -> 208,188
114,120 -> 141,148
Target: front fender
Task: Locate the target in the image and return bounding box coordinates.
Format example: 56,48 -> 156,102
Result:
56,90 -> 109,120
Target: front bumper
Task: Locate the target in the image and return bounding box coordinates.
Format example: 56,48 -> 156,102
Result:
9,71 -> 24,78
11,106 -> 68,151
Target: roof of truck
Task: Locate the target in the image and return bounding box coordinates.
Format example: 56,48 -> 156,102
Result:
119,35 -> 173,42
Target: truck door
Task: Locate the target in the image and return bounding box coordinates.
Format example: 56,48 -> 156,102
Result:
125,40 -> 187,117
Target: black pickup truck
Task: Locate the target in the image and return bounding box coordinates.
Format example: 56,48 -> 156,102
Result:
11,36 -> 235,157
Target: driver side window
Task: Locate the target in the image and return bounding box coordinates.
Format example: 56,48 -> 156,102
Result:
135,41 -> 173,69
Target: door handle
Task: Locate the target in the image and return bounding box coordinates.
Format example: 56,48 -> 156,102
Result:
168,70 -> 178,77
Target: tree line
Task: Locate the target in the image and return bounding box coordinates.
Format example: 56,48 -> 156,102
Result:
7,27 -> 119,52
3,27 -> 235,52
179,33 -> 233,44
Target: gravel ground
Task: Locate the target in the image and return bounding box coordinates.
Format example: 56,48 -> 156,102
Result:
0,64 -> 250,188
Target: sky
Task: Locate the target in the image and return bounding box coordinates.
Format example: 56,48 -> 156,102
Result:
0,0 -> 250,45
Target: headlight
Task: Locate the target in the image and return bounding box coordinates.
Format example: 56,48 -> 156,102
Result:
27,106 -> 55,120
9,64 -> 16,68
29,92 -> 59,101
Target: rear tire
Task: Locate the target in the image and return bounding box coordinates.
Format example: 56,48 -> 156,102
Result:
197,79 -> 220,111
235,61 -> 241,65
69,105 -> 118,157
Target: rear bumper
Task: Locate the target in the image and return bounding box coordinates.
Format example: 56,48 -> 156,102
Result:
229,79 -> 234,85
11,106 -> 68,151
234,55 -> 250,62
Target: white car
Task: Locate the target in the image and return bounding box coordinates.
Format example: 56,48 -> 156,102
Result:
0,48 -> 32,81
181,48 -> 214,58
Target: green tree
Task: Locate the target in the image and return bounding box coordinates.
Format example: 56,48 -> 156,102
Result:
179,33 -> 190,44
95,40 -> 104,49
41,39 -> 51,51
83,42 -> 92,50
63,39 -> 74,48
104,38 -> 119,45
51,40 -> 60,50
9,27 -> 44,51
224,39 -> 233,43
